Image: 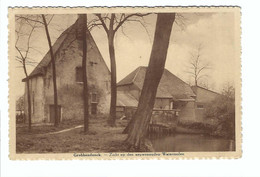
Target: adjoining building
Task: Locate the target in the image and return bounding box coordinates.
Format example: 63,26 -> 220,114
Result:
22,18 -> 111,123
191,85 -> 222,123
116,66 -> 223,124
116,66 -> 198,123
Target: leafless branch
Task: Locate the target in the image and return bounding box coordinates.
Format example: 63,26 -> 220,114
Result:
95,14 -> 109,33
16,15 -> 44,25
174,13 -> 187,31
114,13 -> 151,32
185,43 -> 212,86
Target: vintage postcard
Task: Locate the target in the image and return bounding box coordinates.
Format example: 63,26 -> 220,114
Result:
9,7 -> 241,160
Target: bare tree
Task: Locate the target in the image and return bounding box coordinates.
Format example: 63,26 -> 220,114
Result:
41,14 -> 59,127
186,44 -> 211,86
15,17 -> 39,131
16,14 -> 59,127
124,13 -> 176,150
222,81 -> 235,100
94,13 -> 151,126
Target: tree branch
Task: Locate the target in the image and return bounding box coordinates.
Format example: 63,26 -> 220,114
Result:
16,15 -> 44,25
95,14 -> 109,34
114,13 -> 151,32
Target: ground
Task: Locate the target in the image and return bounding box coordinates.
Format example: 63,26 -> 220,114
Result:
16,116 -> 129,153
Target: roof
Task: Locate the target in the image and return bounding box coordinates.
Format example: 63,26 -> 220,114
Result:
117,91 -> 139,107
117,66 -> 196,100
191,85 -> 221,95
22,17 -> 109,82
22,21 -> 76,82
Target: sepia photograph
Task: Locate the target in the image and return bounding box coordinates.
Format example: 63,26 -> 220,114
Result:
8,7 -> 241,159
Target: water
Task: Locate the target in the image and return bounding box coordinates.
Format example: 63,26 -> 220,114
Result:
150,134 -> 235,152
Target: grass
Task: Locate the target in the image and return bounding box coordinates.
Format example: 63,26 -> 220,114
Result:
16,116 -> 129,153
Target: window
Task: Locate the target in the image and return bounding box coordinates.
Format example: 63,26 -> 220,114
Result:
91,93 -> 97,103
91,103 -> 97,115
171,101 -> 178,109
76,67 -> 83,82
89,61 -> 98,66
197,104 -> 204,109
170,102 -> 174,109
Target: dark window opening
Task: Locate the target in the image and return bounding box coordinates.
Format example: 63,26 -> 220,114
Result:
91,93 -> 97,103
49,105 -> 62,123
76,66 -> 83,82
171,101 -> 179,109
89,61 -> 98,66
197,104 -> 204,109
91,103 -> 97,115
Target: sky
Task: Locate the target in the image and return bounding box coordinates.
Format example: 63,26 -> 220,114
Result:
14,12 -> 236,98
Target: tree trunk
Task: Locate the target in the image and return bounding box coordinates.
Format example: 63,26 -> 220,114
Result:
107,28 -> 117,127
26,80 -> 32,130
42,15 -> 59,127
79,14 -> 89,132
23,65 -> 31,131
125,13 -> 175,150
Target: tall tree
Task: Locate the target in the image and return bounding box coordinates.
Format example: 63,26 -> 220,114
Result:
42,14 -> 59,127
95,13 -> 150,126
15,17 -> 39,131
124,13 -> 176,150
186,44 -> 211,86
78,14 -> 89,132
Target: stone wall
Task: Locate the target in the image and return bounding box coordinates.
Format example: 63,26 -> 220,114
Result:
24,76 -> 45,123
193,87 -> 221,122
24,28 -> 111,123
43,30 -> 111,122
178,101 -> 197,123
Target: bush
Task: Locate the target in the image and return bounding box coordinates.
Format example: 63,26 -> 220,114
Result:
177,121 -> 215,133
205,94 -> 235,140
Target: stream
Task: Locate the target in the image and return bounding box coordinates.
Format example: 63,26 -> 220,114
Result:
149,133 -> 235,152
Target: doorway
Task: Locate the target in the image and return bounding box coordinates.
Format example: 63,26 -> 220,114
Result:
49,105 -> 62,123
91,103 -> 97,115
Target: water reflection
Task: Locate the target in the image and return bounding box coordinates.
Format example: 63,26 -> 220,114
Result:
150,134 -> 235,152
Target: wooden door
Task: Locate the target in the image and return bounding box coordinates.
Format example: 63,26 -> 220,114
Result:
91,103 -> 97,115
50,105 -> 61,123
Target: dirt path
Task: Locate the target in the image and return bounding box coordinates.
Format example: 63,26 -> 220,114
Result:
38,125 -> 83,136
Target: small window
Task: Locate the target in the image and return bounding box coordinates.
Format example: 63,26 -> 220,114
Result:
89,61 -> 98,66
91,93 -> 97,103
91,103 -> 97,115
197,104 -> 204,109
171,101 -> 178,109
76,67 -> 83,82
170,102 -> 174,109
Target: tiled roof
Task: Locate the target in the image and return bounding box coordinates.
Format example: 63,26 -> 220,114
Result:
22,22 -> 76,82
117,66 -> 196,100
116,91 -> 138,107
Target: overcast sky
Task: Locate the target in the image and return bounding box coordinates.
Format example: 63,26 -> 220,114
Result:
14,12 -> 236,98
